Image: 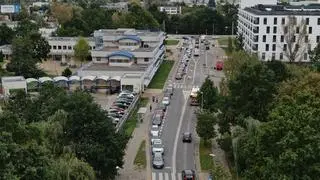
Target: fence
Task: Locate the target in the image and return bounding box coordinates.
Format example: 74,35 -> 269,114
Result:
115,95 -> 140,133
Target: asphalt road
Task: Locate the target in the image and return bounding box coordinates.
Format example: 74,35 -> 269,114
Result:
151,39 -> 225,180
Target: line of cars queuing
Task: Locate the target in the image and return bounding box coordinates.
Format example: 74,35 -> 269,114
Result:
175,39 -> 193,80
107,90 -> 137,126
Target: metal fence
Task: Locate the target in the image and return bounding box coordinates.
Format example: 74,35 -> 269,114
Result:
115,95 -> 140,133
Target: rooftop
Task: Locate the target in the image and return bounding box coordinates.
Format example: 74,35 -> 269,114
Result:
94,28 -> 163,37
47,37 -> 95,42
244,4 -> 320,15
1,76 -> 25,83
83,63 -> 147,72
95,46 -> 156,52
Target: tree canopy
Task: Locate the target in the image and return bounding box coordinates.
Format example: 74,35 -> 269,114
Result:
1,86 -> 126,179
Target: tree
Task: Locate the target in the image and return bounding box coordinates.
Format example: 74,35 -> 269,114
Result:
15,19 -> 39,37
234,33 -> 244,51
0,23 -> 15,45
283,16 -> 308,62
226,37 -> 233,54
62,67 -> 72,77
74,37 -> 90,66
51,2 -> 74,24
309,43 -> 320,72
196,111 -> 217,146
236,73 -> 320,179
29,32 -> 51,62
197,77 -> 219,112
0,51 -> 3,62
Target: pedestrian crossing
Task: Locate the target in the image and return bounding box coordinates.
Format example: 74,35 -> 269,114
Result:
152,172 -> 183,180
171,83 -> 193,89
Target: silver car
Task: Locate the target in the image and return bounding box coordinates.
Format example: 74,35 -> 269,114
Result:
152,139 -> 164,155
152,152 -> 164,169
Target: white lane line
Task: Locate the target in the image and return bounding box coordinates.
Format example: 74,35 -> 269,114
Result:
192,61 -> 197,85
159,172 -> 163,180
176,173 -> 182,180
165,173 -> 169,180
172,98 -> 188,180
152,172 -> 156,180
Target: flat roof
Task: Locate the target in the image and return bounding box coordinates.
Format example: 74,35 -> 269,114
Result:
83,63 -> 147,72
94,28 -> 163,37
244,4 -> 320,16
47,37 -> 95,42
96,46 -> 156,52
2,76 -> 25,83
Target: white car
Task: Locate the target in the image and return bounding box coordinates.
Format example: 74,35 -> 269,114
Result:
150,125 -> 159,137
152,139 -> 164,155
118,92 -> 134,98
108,116 -> 120,125
162,97 -> 170,106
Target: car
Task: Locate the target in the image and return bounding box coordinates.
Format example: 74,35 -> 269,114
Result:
108,108 -> 125,115
162,97 -> 170,106
113,102 -> 129,109
152,139 -> 164,155
165,86 -> 174,95
181,169 -> 196,180
109,106 -> 125,112
115,99 -> 131,105
150,125 -> 159,137
117,97 -> 133,102
175,73 -> 183,80
182,132 -> 192,143
121,90 -> 137,95
214,60 -> 224,71
108,112 -> 123,118
158,103 -> 167,112
108,116 -> 120,124
152,152 -> 164,169
155,109 -> 164,119
152,114 -> 162,126
118,92 -> 134,98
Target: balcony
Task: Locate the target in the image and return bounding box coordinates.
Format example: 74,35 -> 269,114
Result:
253,27 -> 259,34
253,18 -> 259,25
252,44 -> 258,51
253,36 -> 258,42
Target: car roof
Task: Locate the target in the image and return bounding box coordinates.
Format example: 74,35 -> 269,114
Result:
183,132 -> 191,135
183,169 -> 194,174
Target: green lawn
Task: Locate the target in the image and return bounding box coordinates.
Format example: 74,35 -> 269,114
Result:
165,39 -> 179,46
217,37 -> 230,46
134,140 -> 147,169
199,139 -> 214,171
123,97 -> 149,137
148,60 -> 174,89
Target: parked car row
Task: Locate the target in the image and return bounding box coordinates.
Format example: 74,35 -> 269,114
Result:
107,90 -> 136,125
176,39 -> 192,80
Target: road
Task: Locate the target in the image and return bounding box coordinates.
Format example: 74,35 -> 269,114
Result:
151,39 -> 225,180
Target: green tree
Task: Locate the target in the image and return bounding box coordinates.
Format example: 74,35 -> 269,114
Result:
226,37 -> 233,54
196,111 -> 217,146
234,33 -> 244,51
74,37 -> 90,66
15,19 -> 39,37
30,33 -> 51,62
0,51 -> 3,62
309,43 -> 320,72
62,67 -> 73,77
0,23 -> 15,45
197,77 -> 219,112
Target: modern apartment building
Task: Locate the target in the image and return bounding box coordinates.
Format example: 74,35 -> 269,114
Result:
238,4 -> 320,62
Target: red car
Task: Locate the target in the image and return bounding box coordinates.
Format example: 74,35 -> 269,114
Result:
214,60 -> 224,71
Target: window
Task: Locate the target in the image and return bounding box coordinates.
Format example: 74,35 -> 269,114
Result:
265,44 -> 269,51
262,52 -> 266,60
263,35 -> 266,42
274,17 -> 277,25
308,44 -> 311,52
295,44 -> 299,51
309,27 -> 312,34
296,27 -> 300,33
283,44 -> 287,51
58,46 -> 61,50
304,53 -> 308,60
264,18 -> 267,24
280,53 -> 283,60
144,58 -> 149,62
318,18 -> 320,25
272,53 -> 275,60
305,36 -> 309,43
281,17 -> 285,25
280,35 -> 284,42
293,36 -> 296,42
68,46 -> 72,50
284,26 -> 288,34
53,45 -> 57,49
317,36 -> 320,43
267,26 -> 270,34
306,18 -> 309,25
272,44 -> 276,51
63,46 -> 66,50
273,35 -> 276,42
273,26 -> 277,33
96,57 -> 101,61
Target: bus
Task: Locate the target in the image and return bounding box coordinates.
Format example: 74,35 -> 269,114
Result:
189,87 -> 200,106
194,48 -> 199,56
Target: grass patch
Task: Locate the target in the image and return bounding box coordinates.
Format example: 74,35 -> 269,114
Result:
217,37 -> 230,46
199,139 -> 214,171
134,140 -> 147,169
165,39 -> 179,46
123,97 -> 149,137
148,60 -> 174,89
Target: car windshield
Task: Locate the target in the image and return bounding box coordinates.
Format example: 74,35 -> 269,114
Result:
163,97 -> 169,101
154,154 -> 162,161
153,139 -> 162,145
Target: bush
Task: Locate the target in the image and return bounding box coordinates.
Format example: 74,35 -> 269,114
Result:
62,67 -> 72,77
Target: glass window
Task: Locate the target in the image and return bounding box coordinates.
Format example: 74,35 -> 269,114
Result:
263,35 -> 266,42
280,35 -> 284,42
296,27 -> 299,33
58,46 -> 61,50
280,53 -> 283,60
273,26 -> 277,33
96,57 -> 101,61
272,44 -> 276,51
318,18 -> 320,25
309,27 -> 312,34
305,36 -> 309,43
262,52 -> 266,60
63,46 -> 66,50
306,18 -> 309,25
68,46 -> 72,50
265,44 -> 269,51
272,53 -> 275,60
304,53 -> 308,60
317,36 -> 320,43
267,26 -> 270,34
53,46 -> 57,49
264,18 -> 267,25
273,35 -> 276,42
274,17 -> 277,25
281,18 -> 285,25
144,58 -> 149,62
283,44 -> 287,51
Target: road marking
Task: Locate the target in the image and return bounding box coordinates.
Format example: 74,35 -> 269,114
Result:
164,173 -> 169,180
165,166 -> 171,169
152,172 -> 156,180
159,172 -> 163,180
172,98 -> 188,180
182,90 -> 190,101
176,173 -> 182,180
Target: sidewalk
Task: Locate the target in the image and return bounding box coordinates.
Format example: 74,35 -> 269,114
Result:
116,91 -> 163,180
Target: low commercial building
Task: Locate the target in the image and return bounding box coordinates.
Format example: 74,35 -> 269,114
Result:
159,6 -> 182,15
1,76 -> 27,96
100,2 -> 128,11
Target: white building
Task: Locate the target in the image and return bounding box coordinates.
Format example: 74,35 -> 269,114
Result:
159,6 -> 182,15
239,0 -> 277,9
77,28 -> 166,92
1,76 -> 27,96
238,4 -> 320,62
100,2 -> 128,11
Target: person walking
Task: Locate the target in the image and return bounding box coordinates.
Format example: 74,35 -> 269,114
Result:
152,96 -> 155,102
155,97 -> 158,103
149,104 -> 152,112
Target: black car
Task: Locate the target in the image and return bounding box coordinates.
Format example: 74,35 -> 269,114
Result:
182,132 -> 192,143
159,103 -> 167,112
182,169 -> 196,180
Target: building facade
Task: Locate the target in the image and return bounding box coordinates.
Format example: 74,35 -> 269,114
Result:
159,6 -> 182,15
238,4 -> 320,62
